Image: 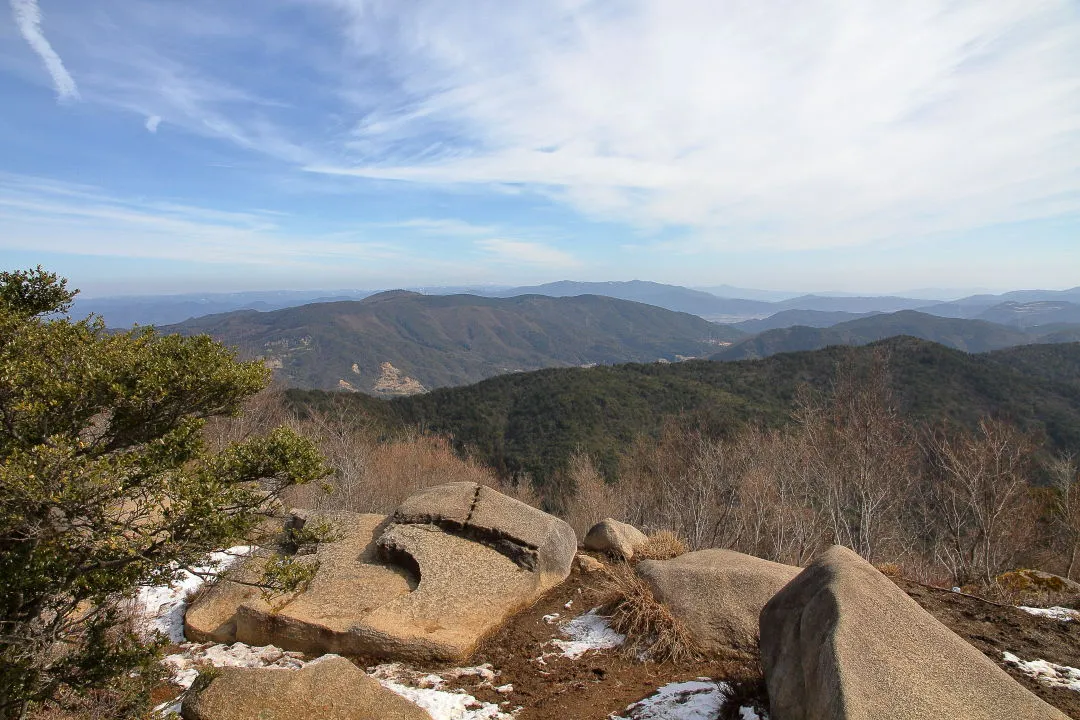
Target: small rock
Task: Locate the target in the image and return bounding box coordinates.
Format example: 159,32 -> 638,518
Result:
577,555 -> 605,573
257,648 -> 283,663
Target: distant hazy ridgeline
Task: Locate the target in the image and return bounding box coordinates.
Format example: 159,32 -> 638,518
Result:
713,310 -> 1080,361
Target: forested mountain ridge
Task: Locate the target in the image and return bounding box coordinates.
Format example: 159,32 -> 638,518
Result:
160,292 -> 742,393
286,338 -> 1080,487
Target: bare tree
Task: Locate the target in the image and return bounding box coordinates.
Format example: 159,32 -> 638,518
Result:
1047,455 -> 1080,579
793,351 -> 917,563
926,418 -> 1037,585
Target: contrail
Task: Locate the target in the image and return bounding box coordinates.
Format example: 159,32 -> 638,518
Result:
10,0 -> 78,101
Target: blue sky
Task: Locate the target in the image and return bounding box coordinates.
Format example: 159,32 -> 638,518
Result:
2,0 -> 1078,297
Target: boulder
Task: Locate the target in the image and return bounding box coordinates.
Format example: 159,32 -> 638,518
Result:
998,568 -> 1080,595
186,484 -> 576,662
180,655 -> 431,720
185,513 -> 415,650
391,481 -> 577,582
583,519 -> 649,560
760,545 -> 1069,720
636,549 -> 798,654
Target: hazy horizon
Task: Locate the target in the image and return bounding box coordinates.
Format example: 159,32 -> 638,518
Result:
71,278 -> 1058,304
3,1 -> 1078,294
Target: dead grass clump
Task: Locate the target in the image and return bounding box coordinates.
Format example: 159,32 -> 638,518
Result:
637,530 -> 688,561
875,562 -> 903,578
599,563 -> 699,663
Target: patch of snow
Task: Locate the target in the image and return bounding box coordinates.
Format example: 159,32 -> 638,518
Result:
1003,651 -> 1080,692
1018,606 -> 1080,622
369,663 -> 514,720
134,545 -> 301,716
739,707 -> 765,720
135,545 -> 253,643
163,642 -> 305,689
444,664 -> 498,684
152,699 -> 183,716
550,608 -> 626,659
564,600 -> 573,610
495,684 -> 514,694
612,680 -> 730,720
542,613 -> 560,624
370,662 -> 499,688
377,680 -> 514,720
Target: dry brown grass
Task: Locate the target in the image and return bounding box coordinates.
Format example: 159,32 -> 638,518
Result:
875,562 -> 903,578
636,530 -> 688,561
285,430 -> 503,513
598,563 -> 699,663
562,451 -> 626,539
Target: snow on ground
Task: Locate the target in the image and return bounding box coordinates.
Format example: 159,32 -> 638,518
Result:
163,642 -> 306,689
612,680 -> 728,720
550,607 -> 626,659
135,545 -> 253,643
368,663 -> 517,720
1018,606 -> 1080,622
134,546 -> 317,715
1003,651 -> 1080,692
610,679 -> 767,720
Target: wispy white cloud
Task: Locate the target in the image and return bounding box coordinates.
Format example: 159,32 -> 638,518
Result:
476,238 -> 579,269
379,217 -> 496,237
145,115 -> 162,133
310,0 -> 1080,250
0,173 -> 397,268
3,0 -> 1078,279
9,0 -> 78,100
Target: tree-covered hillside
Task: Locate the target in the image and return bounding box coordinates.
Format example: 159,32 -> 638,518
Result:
161,292 -> 742,392
287,338 -> 1080,487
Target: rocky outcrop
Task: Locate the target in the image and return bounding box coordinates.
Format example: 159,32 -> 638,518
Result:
185,484 -> 576,662
760,545 -> 1070,720
583,519 -> 649,560
180,655 -> 431,720
372,361 -> 426,396
390,481 -> 577,583
637,549 -> 799,655
185,513 -> 415,651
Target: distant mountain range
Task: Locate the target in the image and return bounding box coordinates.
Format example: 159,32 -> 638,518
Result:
73,290 -> 375,328
489,280 -> 776,321
138,287 -> 1080,395
160,292 -> 742,394
713,310 -> 1080,361
733,309 -> 878,333
81,279 -> 1080,329
972,301 -> 1080,329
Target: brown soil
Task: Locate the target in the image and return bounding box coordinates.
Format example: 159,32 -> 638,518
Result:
899,579 -> 1080,719
407,555 -> 766,720
396,558 -> 1080,720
